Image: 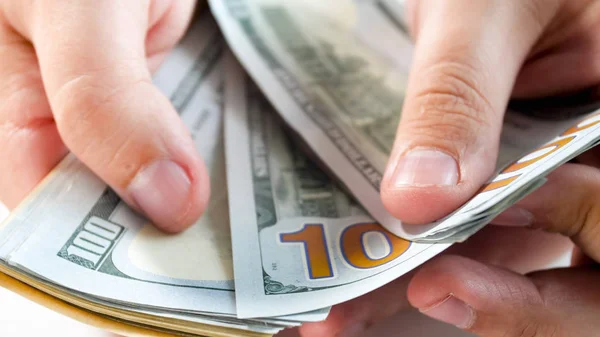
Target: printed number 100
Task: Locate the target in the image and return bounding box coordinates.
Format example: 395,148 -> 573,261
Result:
280,223 -> 411,280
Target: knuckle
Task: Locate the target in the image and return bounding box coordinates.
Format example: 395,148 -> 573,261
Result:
402,107 -> 480,142
52,74 -> 146,147
403,62 -> 494,152
0,74 -> 53,131
413,61 -> 495,124
52,75 -> 154,186
52,76 -> 115,146
50,60 -> 149,137
475,268 -> 541,307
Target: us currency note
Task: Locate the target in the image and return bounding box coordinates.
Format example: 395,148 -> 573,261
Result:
211,0 -> 600,242
224,56 -> 450,318
0,14 -> 324,334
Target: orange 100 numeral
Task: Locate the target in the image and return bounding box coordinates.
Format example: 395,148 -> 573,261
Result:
279,224 -> 334,279
280,223 -> 411,280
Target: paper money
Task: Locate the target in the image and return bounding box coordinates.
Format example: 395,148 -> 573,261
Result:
2,4 -> 600,336
0,13 -> 325,336
210,0 -> 600,242
223,56 -> 449,318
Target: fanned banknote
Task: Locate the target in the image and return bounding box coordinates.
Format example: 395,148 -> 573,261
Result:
0,13 -> 326,337
223,56 -> 449,318
3,3 -> 600,337
210,0 -> 600,242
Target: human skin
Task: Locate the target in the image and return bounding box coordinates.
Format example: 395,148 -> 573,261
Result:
0,1 -> 599,337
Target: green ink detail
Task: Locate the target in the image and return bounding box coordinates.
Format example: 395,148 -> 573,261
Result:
57,250 -> 96,270
290,151 -> 339,218
57,189 -> 122,270
264,274 -> 309,294
225,0 -> 385,189
97,252 -> 133,279
261,6 -> 403,155
248,81 -> 278,230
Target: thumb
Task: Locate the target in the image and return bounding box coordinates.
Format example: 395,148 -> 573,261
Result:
25,1 -> 209,232
408,255 -> 600,336
381,0 -> 559,226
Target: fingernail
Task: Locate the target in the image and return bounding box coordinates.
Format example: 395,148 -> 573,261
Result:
338,322 -> 367,337
420,295 -> 475,329
129,160 -> 192,232
492,206 -> 534,227
390,149 -> 459,187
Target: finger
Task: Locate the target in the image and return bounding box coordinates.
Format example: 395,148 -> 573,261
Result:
408,255 -> 600,336
491,163 -> 600,261
512,0 -> 600,98
297,225 -> 572,337
444,226 -> 573,274
574,143 -> 600,168
381,0 -> 560,226
145,0 -> 196,72
0,17 -> 67,208
14,1 -> 209,232
298,273 -> 413,337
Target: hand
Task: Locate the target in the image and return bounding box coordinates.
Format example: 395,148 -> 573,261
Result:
294,226 -> 573,337
393,0 -> 600,335
0,0 -> 208,233
407,157 -> 600,336
379,0 -> 600,225
297,0 -> 600,335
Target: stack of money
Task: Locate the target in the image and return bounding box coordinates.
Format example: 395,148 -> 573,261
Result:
1,1 -> 600,336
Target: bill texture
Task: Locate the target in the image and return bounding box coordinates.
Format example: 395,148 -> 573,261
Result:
224,57 -> 449,318
210,0 -> 600,242
2,2 -> 600,335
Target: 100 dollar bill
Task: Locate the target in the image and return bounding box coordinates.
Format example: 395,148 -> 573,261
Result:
224,56 -> 449,318
211,0 -> 600,242
0,14 -> 324,335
